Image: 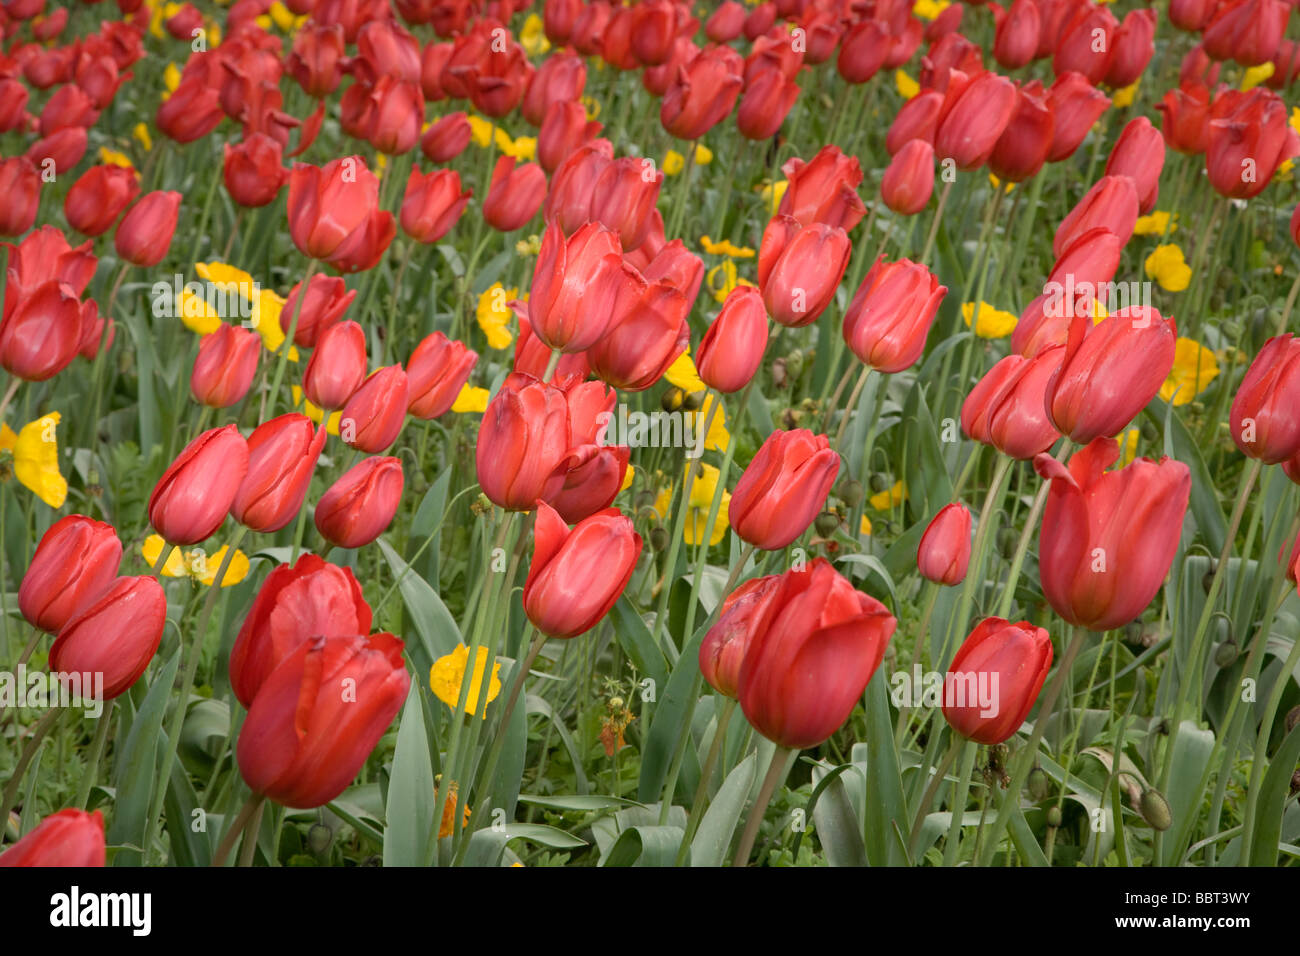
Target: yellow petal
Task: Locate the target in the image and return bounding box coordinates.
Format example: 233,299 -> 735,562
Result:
663,149 -> 685,177
664,350 -> 708,393
430,644 -> 502,717
133,123 -> 153,152
895,69 -> 920,100
141,534 -> 188,577
192,544 -> 250,587
13,413 -> 66,508
451,385 -> 490,413
1159,337 -> 1219,406
869,480 -> 907,510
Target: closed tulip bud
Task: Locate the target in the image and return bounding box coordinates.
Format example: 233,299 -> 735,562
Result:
407,332 -> 478,419
590,157 -> 663,253
777,145 -> 867,231
935,73 -> 1019,171
64,163 -> 139,237
660,44 -> 744,141
476,373 -> 572,511
314,456 -> 405,549
886,90 -> 943,156
19,515 -> 122,634
586,268 -> 690,392
537,100 -> 602,174
0,809 -> 106,867
521,51 -> 586,127
1203,0 -> 1289,66
989,80 -> 1055,183
1053,175 -> 1139,259
706,0 -> 746,42
50,576 -> 167,699
364,76 -> 424,155
881,139 -> 936,216
231,414 -> 327,533
0,157 -> 40,237
512,302 -> 591,385
482,155 -> 546,232
992,0 -> 1040,70
1104,118 -> 1164,214
1053,4 -> 1118,84
1046,307 -> 1176,444
1170,0 -> 1215,31
149,425 -> 250,545
546,139 -> 613,234
114,191 -> 181,268
523,502 -> 642,638
191,323 -> 260,408
700,574 -> 783,698
340,366 -> 409,453
229,553 -> 372,707
697,286 -> 769,393
1180,44 -> 1221,87
758,216 -> 851,328
0,78 -> 30,134
420,111 -> 472,162
1047,226 -> 1125,299
1229,335 -> 1300,463
917,503 -> 972,585
1036,438 -> 1189,630
1104,8 -> 1157,89
737,558 -> 896,749
156,75 -> 224,145
962,345 -> 1065,459
836,19 -> 888,84
281,275 -> 356,349
400,167 -> 470,245
237,633 -> 409,809
842,255 -> 947,372
304,320 -> 367,411
942,618 -> 1053,744
0,281 -> 84,382
529,220 -> 625,353
288,23 -> 346,97
1046,72 -> 1110,162
26,127 -> 89,177
287,156 -> 396,273
223,133 -> 289,209
1206,89 -> 1299,200
38,84 -> 97,137
730,429 -> 840,550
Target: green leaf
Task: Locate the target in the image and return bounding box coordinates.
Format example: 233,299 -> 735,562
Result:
500,823 -> 588,849
516,794 -> 642,812
601,825 -> 686,866
524,695 -> 590,796
862,669 -> 909,866
377,537 -> 461,665
1160,408 -> 1227,555
1159,721 -> 1215,865
1248,722 -> 1300,866
636,624 -> 707,803
691,751 -> 757,866
383,684 -> 436,867
611,597 -> 669,694
900,380 -> 955,523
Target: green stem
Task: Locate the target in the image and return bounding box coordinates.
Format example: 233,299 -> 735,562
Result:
731,745 -> 792,867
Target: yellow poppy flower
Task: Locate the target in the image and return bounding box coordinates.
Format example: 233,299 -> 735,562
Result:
133,123 -> 153,152
293,386 -> 342,435
581,96 -> 601,121
98,147 -> 135,170
1242,63 -> 1275,90
760,180 -> 788,215
706,259 -> 739,302
1133,211 -> 1174,236
515,234 -> 542,256
663,149 -> 686,177
163,62 -> 181,95
141,535 -> 248,586
1159,338 -> 1219,406
869,480 -> 907,510
700,236 -> 756,258
251,288 -> 297,358
620,463 -> 635,493
1111,81 -> 1139,108
686,393 -> 730,453
912,0 -> 950,19
1117,427 -> 1140,467
268,0 -> 298,31
895,70 -> 920,100
691,143 -> 713,165
178,289 -> 223,335
655,463 -> 732,546
430,644 -> 502,718
0,414 -> 66,508
860,515 -> 872,536
1291,107 -> 1300,137
451,385 -> 490,413
494,126 -> 536,161
467,114 -> 495,148
962,301 -> 1019,338
520,13 -> 550,56
664,350 -> 708,393
1144,243 -> 1192,292
476,282 -> 516,350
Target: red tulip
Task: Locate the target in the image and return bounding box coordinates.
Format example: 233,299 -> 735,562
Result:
737,65 -> 800,141
288,23 -> 346,97
512,302 -> 591,385
521,50 -> 585,127
50,576 -> 167,699
881,139 -> 936,216
1046,72 -> 1110,162
19,515 -> 122,635
1229,335 -> 1300,464
340,365 -> 409,453
992,0 -> 1040,70
757,217 -> 851,328
1181,44 -> 1222,86
544,380 -> 627,524
281,275 -> 356,349
886,89 -> 943,155
420,111 -> 471,162
237,633 -> 409,808
156,75 -> 224,144
942,618 -> 1053,744
661,44 -> 744,140
0,809 -> 105,867
114,191 -> 181,267
697,285 -> 769,393
935,72 -> 1017,170
231,414 -> 327,533
528,220 -> 625,353
352,19 -> 422,85
1035,437 -> 1190,630
223,133 -> 288,208
588,157 -> 663,253
1053,175 -> 1140,259
730,429 -> 839,550
706,0 -> 746,42
191,323 -> 260,408
538,100 -> 602,173
0,77 -> 30,134
64,164 -> 139,237
546,139 -> 613,235
1202,0 -> 1289,67
476,373 -> 572,511
699,574 -> 783,698
287,156 -> 396,273
314,456 -> 405,549
777,145 -> 866,231
1052,4 -> 1117,84
406,331 -> 478,419
1104,8 -> 1157,88
837,19 -> 888,84
962,345 -> 1064,459
0,157 -> 40,237
523,502 -> 642,638
400,167 -> 470,245
38,84 -> 98,137
0,282 -> 85,382
3,225 -> 97,304
544,0 -> 581,45
1170,0 -> 1215,31
842,255 -> 947,373
737,558 -> 896,749
482,155 -> 546,232
1206,89 -> 1300,200
1045,226 -> 1125,300
304,320 -> 368,411
149,425 -> 250,545
585,268 -> 690,392
25,127 -> 89,177
363,76 -> 424,155
917,503 -> 972,586
989,79 -> 1055,183
1104,117 -> 1164,214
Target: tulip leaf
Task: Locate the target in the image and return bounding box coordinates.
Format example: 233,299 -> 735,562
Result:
862,669 -> 910,866
107,650 -> 180,867
516,794 -> 642,812
165,757 -> 209,868
900,380 -> 954,524
1247,722 -> 1300,866
1159,720 -> 1215,865
791,759 -> 850,861
383,684 -> 436,867
377,537 -> 461,669
600,825 -> 687,866
835,553 -> 898,611
525,695 -> 590,796
690,751 -> 757,867
122,309 -> 160,458
611,596 -> 669,693
1006,804 -> 1050,867
1158,407 -> 1227,555
810,759 -> 869,867
636,623 -> 706,803
499,823 -> 588,850
746,381 -> 773,438
486,654 -> 530,821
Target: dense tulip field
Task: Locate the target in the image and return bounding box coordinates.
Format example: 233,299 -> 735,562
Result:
1,0 -> 1299,874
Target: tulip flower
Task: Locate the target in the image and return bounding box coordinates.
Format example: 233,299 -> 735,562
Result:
1104,118 -> 1165,214
706,0 -> 747,42
697,285 -> 769,393
661,44 -> 744,140
340,365 -> 409,453
0,281 -> 86,382
64,163 -> 139,237
237,633 -> 410,809
836,19 -> 888,84
407,332 -> 478,419
287,22 -> 346,97
842,255 -> 948,373
25,127 -> 88,177
523,502 -> 642,638
942,618 -> 1053,744
538,100 -> 602,173
482,155 -> 547,232
1229,335 -> 1300,464
114,191 -> 181,268
400,168 -> 471,245
223,134 -> 289,208
149,425 -> 250,545
50,576 -> 167,699
1046,72 -> 1110,162
1034,437 -> 1190,631
934,72 -> 1018,171
589,157 -> 664,253
191,323 -> 261,408
1105,9 -> 1158,89
0,78 -> 30,134
528,220 -> 625,353
280,275 -> 356,349
0,158 -> 38,237
546,140 -> 615,235
737,558 -> 896,749
1053,176 -> 1140,259
0,809 -> 105,867
228,553 -> 372,707
1206,89 -> 1299,200
19,515 -> 122,635
988,80 -> 1055,183
738,66 -> 800,140
303,320 -> 367,411
364,76 -> 424,155
287,156 -> 395,273
314,456 -> 405,549
1170,0 -> 1215,30
585,268 -> 690,392
1045,307 -> 1176,444
476,373 -> 572,510
521,50 -> 586,126
421,111 -> 472,163
513,303 -> 591,385
1053,4 -> 1118,84
730,429 -> 839,550
758,217 -> 851,328
962,345 -> 1065,459
1202,0 -> 1289,66
918,503 -> 973,586
992,0 -> 1040,70
777,145 -> 867,231
881,139 -> 936,216
231,414 -> 327,534
156,75 -> 223,144
1045,227 -> 1125,303
1156,83 -> 1210,154
700,574 -> 783,698
886,90 -> 943,156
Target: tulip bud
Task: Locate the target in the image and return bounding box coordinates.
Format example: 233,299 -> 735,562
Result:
191,324 -> 260,408
400,167 -> 471,245
406,332 -> 478,420
880,139 -> 935,216
50,576 -> 167,699
0,281 -> 86,382
287,156 -> 395,273
149,425 -> 250,545
19,515 -> 122,634
482,155 -> 547,232
699,574 -> 783,697
114,191 -> 181,267
730,429 -> 839,550
281,275 -> 356,349
64,163 -> 139,237
303,320 -> 367,411
842,255 -> 947,372
660,44 -> 744,141
697,286 -> 769,393
231,414 -> 327,533
942,618 -> 1054,745
917,503 -> 972,586
758,217 -> 850,329
476,373 -> 572,511
1229,334 -> 1300,463
962,345 -> 1065,460
223,133 -> 289,208
0,809 -> 106,867
935,72 -> 1017,171
421,111 -> 472,163
340,366 -> 409,453
314,456 -> 405,549
528,220 -> 626,353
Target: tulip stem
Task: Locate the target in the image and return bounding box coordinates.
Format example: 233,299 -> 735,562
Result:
676,696 -> 737,864
15,626 -> 41,667
212,792 -> 265,867
73,698 -> 114,809
833,365 -> 872,451
142,526 -> 248,866
0,376 -> 20,425
991,440 -> 1073,620
907,734 -> 961,857
542,348 -> 562,383
0,705 -> 63,836
263,260 -> 317,421
731,745 -> 793,867
666,144 -> 697,241
149,542 -> 179,578
919,179 -> 953,269
1276,271 -> 1300,337
896,581 -> 940,745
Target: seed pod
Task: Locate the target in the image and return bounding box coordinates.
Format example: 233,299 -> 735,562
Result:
307,823 -> 333,855
839,479 -> 864,508
1139,789 -> 1172,831
868,473 -> 890,494
814,511 -> 840,537
1027,767 -> 1050,801
662,388 -> 685,412
682,390 -> 705,411
1213,640 -> 1239,668
1046,806 -> 1063,828
649,526 -> 669,552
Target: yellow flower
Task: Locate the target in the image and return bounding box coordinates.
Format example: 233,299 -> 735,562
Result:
620,463 -> 635,493
912,0 -> 950,20
988,173 -> 1015,194
581,96 -> 601,120
141,535 -> 248,586
869,481 -> 907,511
494,126 -> 536,161
1242,62 -> 1276,90
293,387 -> 342,435
962,301 -> 1019,338
252,288 -> 297,357
163,62 -> 182,95
467,114 -> 495,148
692,144 -> 713,165
1133,211 -> 1174,236
664,350 -> 708,393
268,0 -> 298,31
1159,338 -> 1219,406
430,644 -> 502,718
860,515 -> 872,536
476,282 -> 517,349
1278,158 -> 1295,181
1291,107 -> 1300,137
706,259 -> 739,302
1117,427 -> 1140,467
657,462 -> 732,546
178,290 -> 223,335
1144,243 -> 1192,292
760,180 -> 789,215
520,13 -> 551,56
687,393 -> 730,454
515,234 -> 542,256
451,385 -> 490,413
0,414 -> 66,508
1111,81 -> 1139,108
663,149 -> 686,176
195,261 -> 258,297
895,69 -> 920,100
133,123 -> 153,152
700,236 -> 755,258
98,147 -> 135,170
